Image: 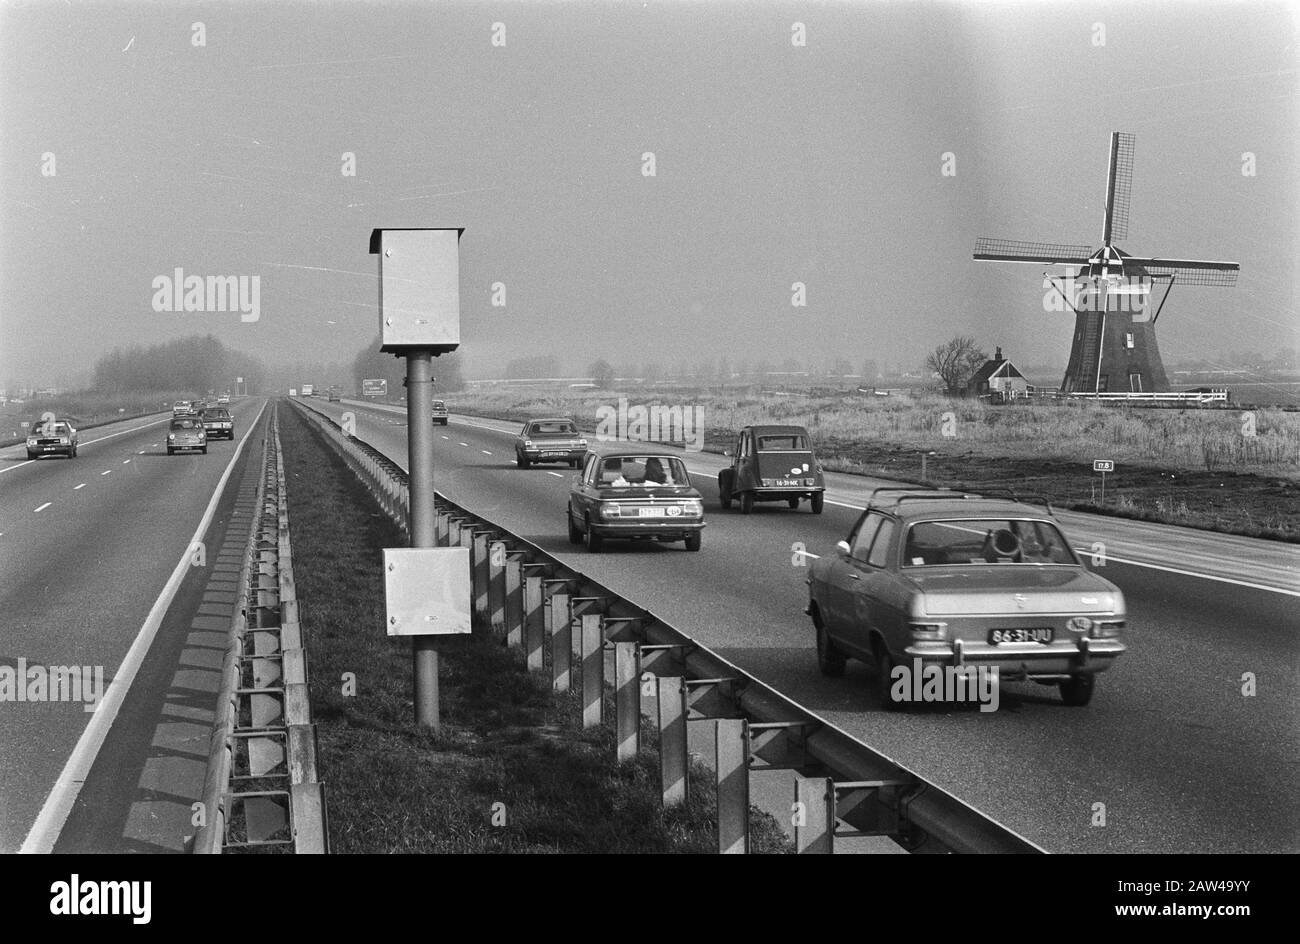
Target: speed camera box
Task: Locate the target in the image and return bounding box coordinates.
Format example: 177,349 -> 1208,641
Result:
370,228 -> 463,354
383,547 -> 471,636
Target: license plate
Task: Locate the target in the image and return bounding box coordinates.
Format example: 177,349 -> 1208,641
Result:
775,479 -> 802,487
541,451 -> 566,457
989,628 -> 1054,644
638,507 -> 664,518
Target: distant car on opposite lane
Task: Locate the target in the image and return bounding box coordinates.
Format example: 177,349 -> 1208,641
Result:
167,416 -> 207,455
26,419 -> 78,459
199,407 -> 235,440
806,488 -> 1126,708
515,417 -> 587,468
431,399 -> 449,425
567,445 -> 704,552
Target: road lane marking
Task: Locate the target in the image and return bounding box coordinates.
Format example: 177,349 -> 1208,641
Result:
33,502 -> 51,512
441,435 -> 449,440
74,483 -> 86,490
458,442 -> 468,447
19,400 -> 269,854
481,450 -> 492,455
547,471 -> 564,477
0,415 -> 173,477
122,459 -> 131,465
101,470 -> 111,475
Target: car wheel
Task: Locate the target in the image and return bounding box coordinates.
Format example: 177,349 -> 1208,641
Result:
684,532 -> 701,552
520,455 -> 531,469
814,619 -> 846,677
584,516 -> 603,553
167,448 -> 174,455
201,447 -> 208,455
26,451 -> 36,460
515,453 -> 526,469
811,492 -> 824,515
872,639 -> 902,712
740,490 -> 754,515
787,497 -> 799,509
1059,674 -> 1095,707
567,508 -> 583,545
717,469 -> 733,509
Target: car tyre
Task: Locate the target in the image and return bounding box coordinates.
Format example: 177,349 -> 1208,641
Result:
718,469 -> 733,509
815,620 -> 846,677
811,492 -> 825,515
787,497 -> 799,509
584,516 -> 603,553
201,446 -> 208,455
1059,674 -> 1095,707
684,532 -> 701,552
872,639 -> 902,712
740,490 -> 754,515
567,508 -> 583,545
167,447 -> 174,456
26,451 -> 36,460
520,455 -> 531,469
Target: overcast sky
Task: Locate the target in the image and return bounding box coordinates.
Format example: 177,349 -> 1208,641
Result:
1,0 -> 1295,387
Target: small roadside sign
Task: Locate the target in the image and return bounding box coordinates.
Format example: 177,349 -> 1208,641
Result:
1093,459 -> 1115,473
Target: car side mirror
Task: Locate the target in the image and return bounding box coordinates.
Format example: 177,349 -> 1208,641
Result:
836,540 -> 851,556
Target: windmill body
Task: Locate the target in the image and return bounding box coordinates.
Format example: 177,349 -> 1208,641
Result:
974,133 -> 1238,395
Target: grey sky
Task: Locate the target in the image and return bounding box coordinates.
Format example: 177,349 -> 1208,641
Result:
1,0 -> 1295,387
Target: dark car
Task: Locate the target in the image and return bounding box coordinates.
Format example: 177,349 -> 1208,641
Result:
167,416 -> 207,455
199,407 -> 235,440
718,424 -> 825,514
431,399 -> 449,425
515,417 -> 587,468
805,489 -> 1126,708
567,445 -> 704,552
26,419 -> 78,459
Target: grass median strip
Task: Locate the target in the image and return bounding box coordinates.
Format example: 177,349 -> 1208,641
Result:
278,405 -> 791,853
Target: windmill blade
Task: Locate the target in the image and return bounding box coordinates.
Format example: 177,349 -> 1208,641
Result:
973,237 -> 1093,265
1128,257 -> 1240,287
1103,132 -> 1135,244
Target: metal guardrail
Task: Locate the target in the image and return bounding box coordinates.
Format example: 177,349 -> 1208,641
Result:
288,397 -> 1044,854
194,405 -> 328,853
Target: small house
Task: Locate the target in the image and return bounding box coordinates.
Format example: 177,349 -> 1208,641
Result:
968,347 -> 1029,400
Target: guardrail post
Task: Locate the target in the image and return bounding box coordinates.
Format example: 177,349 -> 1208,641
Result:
488,541 -> 507,636
715,718 -> 749,854
436,510 -> 449,547
581,614 -> 603,729
657,676 -> 687,807
614,641 -> 639,763
523,573 -> 544,671
549,592 -> 571,692
504,555 -> 524,647
794,775 -> 832,854
472,531 -> 490,625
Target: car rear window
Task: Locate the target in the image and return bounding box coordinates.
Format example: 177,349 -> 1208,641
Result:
203,410 -> 230,419
597,456 -> 688,487
432,401 -> 446,409
532,421 -> 576,435
902,518 -> 1077,566
757,434 -> 808,450
36,422 -> 70,435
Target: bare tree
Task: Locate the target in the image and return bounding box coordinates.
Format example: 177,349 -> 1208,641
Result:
925,336 -> 987,395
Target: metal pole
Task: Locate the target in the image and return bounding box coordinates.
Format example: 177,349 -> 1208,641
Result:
407,350 -> 439,729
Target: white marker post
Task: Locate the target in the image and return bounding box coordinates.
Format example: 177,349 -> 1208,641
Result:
1093,459 -> 1115,502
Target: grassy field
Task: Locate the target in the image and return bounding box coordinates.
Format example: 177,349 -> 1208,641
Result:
443,384 -> 1300,541
278,403 -> 792,853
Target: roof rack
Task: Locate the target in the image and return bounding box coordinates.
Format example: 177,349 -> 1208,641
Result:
970,488 -> 1055,515
866,486 -> 969,509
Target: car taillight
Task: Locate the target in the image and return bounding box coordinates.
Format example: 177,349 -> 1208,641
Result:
909,622 -> 947,641
1090,620 -> 1125,638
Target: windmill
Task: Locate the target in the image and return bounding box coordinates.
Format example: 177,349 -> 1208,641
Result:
974,132 -> 1239,394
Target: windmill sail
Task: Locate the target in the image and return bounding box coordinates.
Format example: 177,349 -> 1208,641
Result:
973,237 -> 1092,265
1127,257 -> 1239,287
1103,132 -> 1135,243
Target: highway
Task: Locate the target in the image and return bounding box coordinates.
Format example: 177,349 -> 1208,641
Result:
311,398 -> 1300,853
0,400 -> 267,852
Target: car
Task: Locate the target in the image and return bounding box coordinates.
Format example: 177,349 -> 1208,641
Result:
431,399 -> 449,425
217,394 -> 230,405
172,400 -> 195,416
327,390 -> 341,402
805,488 -> 1126,708
167,416 -> 207,454
199,407 -> 235,440
26,419 -> 78,459
567,445 -> 704,552
514,417 -> 587,468
718,424 -> 825,514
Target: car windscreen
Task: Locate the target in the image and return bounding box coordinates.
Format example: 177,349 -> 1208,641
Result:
170,419 -> 200,430
531,422 -> 576,435
902,518 -> 1077,566
757,434 -> 808,451
597,456 -> 689,487
35,423 -> 70,435
203,410 -> 230,419
432,401 -> 446,409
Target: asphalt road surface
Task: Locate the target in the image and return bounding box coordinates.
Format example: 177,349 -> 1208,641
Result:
311,398 -> 1300,854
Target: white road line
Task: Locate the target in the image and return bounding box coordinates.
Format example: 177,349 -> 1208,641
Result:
458,442 -> 468,447
481,450 -> 492,455
547,471 -> 564,478
441,435 -> 450,440
1068,549 -> 1300,598
0,415 -> 173,477
33,502 -> 51,513
19,400 -> 269,854
122,459 -> 131,465
100,470 -> 111,476
73,483 -> 86,490
137,450 -> 145,455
